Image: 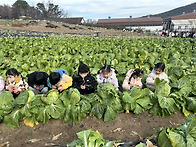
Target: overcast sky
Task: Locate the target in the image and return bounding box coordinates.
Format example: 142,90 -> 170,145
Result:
0,0 -> 195,20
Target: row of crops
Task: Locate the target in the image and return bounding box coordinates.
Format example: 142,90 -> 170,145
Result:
0,29 -> 94,38
0,29 -> 70,37
0,36 -> 195,146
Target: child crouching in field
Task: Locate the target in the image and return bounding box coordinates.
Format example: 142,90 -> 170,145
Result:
27,71 -> 49,95
73,64 -> 96,94
146,62 -> 169,92
97,65 -> 119,90
49,69 -> 72,92
122,68 -> 144,90
5,68 -> 29,98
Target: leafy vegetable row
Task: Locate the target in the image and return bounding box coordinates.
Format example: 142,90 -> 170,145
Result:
0,36 -> 195,129
0,79 -> 195,129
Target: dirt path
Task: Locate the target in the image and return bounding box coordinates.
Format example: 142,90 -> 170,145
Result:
0,23 -> 147,37
0,111 -> 186,147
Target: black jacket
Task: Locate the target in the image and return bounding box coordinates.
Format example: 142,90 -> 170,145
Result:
27,72 -> 48,87
73,73 -> 96,94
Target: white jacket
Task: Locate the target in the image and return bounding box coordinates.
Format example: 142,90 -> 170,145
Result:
96,68 -> 119,90
146,69 -> 169,86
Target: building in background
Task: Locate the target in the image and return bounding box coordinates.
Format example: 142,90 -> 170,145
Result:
86,19 -> 97,24
163,11 -> 196,32
97,16 -> 163,32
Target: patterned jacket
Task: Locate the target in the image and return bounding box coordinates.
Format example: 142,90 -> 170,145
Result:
5,76 -> 29,92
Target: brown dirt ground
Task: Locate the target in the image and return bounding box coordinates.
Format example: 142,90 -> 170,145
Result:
0,23 -> 184,147
0,111 -> 186,147
0,22 -> 149,37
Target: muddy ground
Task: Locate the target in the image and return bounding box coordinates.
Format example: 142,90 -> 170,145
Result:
0,111 -> 186,147
0,21 -> 151,37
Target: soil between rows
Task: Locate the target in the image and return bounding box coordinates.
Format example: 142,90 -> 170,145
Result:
0,111 -> 186,147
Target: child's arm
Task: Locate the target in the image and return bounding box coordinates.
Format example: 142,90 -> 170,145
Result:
135,78 -> 143,88
72,76 -> 82,90
162,73 -> 169,83
85,76 -> 96,91
122,76 -> 131,90
96,74 -> 104,86
5,80 -> 14,92
122,69 -> 134,90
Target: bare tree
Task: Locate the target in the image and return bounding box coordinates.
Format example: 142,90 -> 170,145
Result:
27,6 -> 41,19
0,4 -> 12,19
36,0 -> 67,19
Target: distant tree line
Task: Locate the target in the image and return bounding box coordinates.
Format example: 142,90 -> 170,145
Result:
0,0 -> 71,20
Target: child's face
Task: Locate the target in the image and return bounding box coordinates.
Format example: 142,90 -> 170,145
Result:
79,72 -> 89,78
155,68 -> 163,75
7,75 -> 17,83
103,71 -> 110,78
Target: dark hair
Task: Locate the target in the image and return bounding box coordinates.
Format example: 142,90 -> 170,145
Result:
6,68 -> 20,76
129,68 -> 144,81
35,72 -> 45,85
49,72 -> 60,85
78,64 -> 90,74
97,64 -> 118,74
155,62 -> 165,71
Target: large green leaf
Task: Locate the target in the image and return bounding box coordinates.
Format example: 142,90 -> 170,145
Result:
90,103 -> 104,119
168,129 -> 186,147
136,96 -> 152,110
104,106 -> 118,122
60,88 -> 80,106
0,91 -> 14,109
76,129 -> 106,147
14,90 -> 29,105
157,128 -> 172,147
68,88 -> 81,105
155,78 -> 171,97
36,107 -> 51,124
41,89 -> 59,104
79,99 -> 91,113
3,109 -> 22,128
77,129 -> 93,147
45,99 -> 65,119
187,134 -> 196,147
186,97 -> 196,113
63,105 -> 71,122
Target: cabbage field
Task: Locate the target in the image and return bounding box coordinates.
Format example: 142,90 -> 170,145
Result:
0,36 -> 195,147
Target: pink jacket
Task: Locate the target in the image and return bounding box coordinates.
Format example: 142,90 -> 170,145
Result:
146,69 -> 169,86
122,69 -> 142,90
0,76 -> 5,94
